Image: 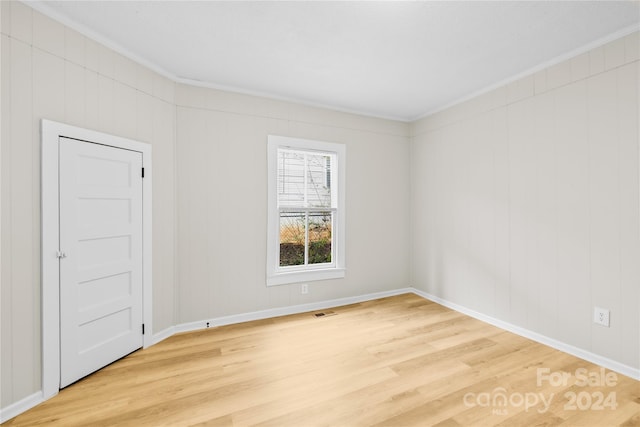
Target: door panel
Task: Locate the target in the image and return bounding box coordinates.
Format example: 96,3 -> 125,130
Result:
59,137 -> 143,388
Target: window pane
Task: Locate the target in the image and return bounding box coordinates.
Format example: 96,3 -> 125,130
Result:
306,153 -> 332,208
277,150 -> 305,207
279,212 -> 305,266
308,212 -> 332,264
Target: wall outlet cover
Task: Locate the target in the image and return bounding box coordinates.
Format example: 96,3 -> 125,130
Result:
593,307 -> 610,327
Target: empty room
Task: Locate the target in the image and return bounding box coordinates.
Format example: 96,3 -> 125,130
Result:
1,1 -> 639,425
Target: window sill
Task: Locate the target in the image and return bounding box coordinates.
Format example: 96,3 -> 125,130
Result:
267,268 -> 345,286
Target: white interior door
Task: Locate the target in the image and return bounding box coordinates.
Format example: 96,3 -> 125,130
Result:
59,137 -> 144,388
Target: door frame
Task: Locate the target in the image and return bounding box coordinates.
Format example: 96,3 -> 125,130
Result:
41,119 -> 153,400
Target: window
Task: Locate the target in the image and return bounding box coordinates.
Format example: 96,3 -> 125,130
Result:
267,135 -> 345,286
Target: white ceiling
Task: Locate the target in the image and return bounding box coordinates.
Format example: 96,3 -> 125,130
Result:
29,1 -> 640,121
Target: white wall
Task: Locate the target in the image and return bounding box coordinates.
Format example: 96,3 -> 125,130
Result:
174,85 -> 410,323
2,0 -> 637,417
0,0 -> 410,412
0,1 -> 177,408
410,31 -> 640,372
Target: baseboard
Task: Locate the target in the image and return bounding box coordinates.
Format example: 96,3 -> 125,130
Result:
151,326 -> 176,346
157,289 -> 412,343
410,288 -> 640,381
174,287 -> 414,334
0,391 -> 43,423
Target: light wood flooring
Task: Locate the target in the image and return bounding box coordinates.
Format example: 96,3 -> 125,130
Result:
4,293 -> 640,426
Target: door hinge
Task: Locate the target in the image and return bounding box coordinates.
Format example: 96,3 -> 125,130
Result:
141,167 -> 145,178
142,324 -> 145,335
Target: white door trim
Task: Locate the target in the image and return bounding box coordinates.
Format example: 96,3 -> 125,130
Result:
41,119 -> 153,400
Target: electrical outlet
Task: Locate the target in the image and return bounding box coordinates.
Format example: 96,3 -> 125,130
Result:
593,307 -> 610,327
301,283 -> 309,295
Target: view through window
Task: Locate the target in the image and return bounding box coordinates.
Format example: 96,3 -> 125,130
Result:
278,149 -> 334,267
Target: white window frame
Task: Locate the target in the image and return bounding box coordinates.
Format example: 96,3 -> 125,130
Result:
267,135 -> 346,286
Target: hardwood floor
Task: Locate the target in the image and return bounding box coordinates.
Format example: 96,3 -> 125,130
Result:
5,293 -> 639,426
